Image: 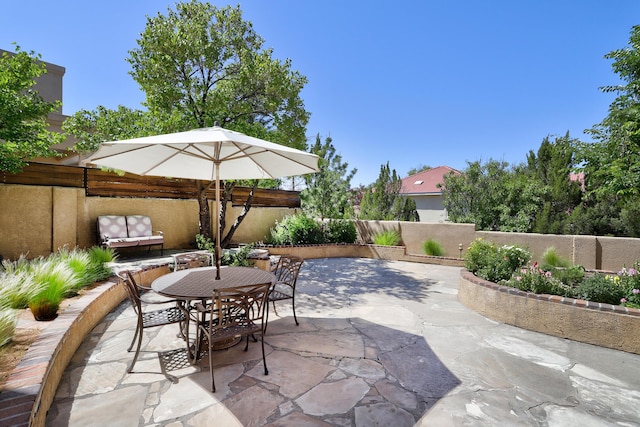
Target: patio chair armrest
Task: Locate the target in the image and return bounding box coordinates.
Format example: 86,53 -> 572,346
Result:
153,230 -> 164,236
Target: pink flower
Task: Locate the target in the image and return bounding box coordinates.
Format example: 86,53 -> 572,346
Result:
630,268 -> 637,276
516,276 -> 522,281
633,289 -> 640,295
545,271 -> 552,278
621,298 -> 627,303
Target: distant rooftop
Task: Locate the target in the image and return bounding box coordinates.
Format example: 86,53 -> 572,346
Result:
400,165 -> 460,195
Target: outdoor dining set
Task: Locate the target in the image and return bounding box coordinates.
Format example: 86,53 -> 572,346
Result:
117,253 -> 304,392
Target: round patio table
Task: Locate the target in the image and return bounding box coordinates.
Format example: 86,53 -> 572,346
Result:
152,266 -> 274,300
151,266 -> 275,361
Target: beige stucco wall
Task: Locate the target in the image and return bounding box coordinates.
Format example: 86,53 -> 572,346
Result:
0,184 -> 298,259
3,183 -> 640,271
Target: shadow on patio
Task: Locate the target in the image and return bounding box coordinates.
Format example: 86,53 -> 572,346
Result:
46,257 -> 460,426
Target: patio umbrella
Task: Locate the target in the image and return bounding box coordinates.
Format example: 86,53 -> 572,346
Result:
84,125 -> 319,279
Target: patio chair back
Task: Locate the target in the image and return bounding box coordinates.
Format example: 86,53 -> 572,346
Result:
196,282 -> 271,392
268,255 -> 304,327
118,270 -> 186,375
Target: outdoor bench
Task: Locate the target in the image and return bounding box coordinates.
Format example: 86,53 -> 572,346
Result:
97,215 -> 164,254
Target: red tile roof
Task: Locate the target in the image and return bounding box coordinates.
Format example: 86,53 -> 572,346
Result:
400,166 -> 461,195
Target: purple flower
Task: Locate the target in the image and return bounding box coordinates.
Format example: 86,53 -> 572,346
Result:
629,268 -> 637,276
633,289 -> 640,295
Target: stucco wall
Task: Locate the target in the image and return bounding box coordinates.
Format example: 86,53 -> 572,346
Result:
409,194 -> 448,223
2,183 -> 640,271
0,184 -> 296,259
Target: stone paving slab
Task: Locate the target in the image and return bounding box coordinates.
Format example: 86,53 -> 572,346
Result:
45,258 -> 640,426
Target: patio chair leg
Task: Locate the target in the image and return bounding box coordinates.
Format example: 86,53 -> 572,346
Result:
292,295 -> 299,326
128,331 -> 143,373
261,333 -> 268,376
127,321 -> 141,352
209,342 -> 216,392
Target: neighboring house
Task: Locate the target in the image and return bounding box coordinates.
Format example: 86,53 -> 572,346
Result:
400,165 -> 460,223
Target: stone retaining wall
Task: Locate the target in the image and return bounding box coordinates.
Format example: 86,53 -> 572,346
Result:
458,269 -> 640,354
0,279 -> 126,427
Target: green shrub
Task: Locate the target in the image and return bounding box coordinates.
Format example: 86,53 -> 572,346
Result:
507,263 -> 572,296
549,265 -> 585,287
617,264 -> 640,308
423,239 -> 444,256
373,230 -> 401,246
324,219 -> 357,244
195,234 -> 216,254
541,247 -> 571,268
268,214 -> 324,245
464,239 -> 531,283
574,273 -> 626,305
222,244 -> 254,267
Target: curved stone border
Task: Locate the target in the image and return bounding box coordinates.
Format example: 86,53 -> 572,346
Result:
0,278 -> 125,427
458,269 -> 640,354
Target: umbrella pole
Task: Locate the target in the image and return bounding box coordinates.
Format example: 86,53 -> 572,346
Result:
215,161 -> 221,280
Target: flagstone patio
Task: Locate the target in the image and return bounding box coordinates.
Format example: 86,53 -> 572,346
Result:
44,258 -> 640,426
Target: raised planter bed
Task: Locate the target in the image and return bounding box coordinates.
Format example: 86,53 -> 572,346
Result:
458,269 -> 640,355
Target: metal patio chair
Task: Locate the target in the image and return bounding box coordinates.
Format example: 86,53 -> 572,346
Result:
267,255 -> 304,328
118,270 -> 187,375
195,282 -> 271,392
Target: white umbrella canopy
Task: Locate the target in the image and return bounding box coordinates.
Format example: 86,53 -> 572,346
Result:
84,125 -> 319,279
86,126 -> 319,181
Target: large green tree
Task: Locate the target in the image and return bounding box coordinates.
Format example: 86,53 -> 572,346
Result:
66,1 -> 309,245
300,134 -> 356,219
0,46 -> 64,173
581,24 -> 640,201
359,162 -> 418,221
441,159 -> 543,232
526,133 -> 583,234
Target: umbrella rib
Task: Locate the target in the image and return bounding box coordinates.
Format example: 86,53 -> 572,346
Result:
220,141 -> 316,178
140,143 -> 217,176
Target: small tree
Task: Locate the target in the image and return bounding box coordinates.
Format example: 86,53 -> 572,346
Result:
359,162 -> 418,221
300,134 -> 356,219
66,2 -> 309,247
0,46 -> 64,173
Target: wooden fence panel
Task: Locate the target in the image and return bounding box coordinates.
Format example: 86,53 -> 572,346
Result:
2,162 -> 300,207
1,163 -> 85,187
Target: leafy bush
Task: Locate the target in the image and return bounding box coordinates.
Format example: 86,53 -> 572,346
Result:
464,239 -> 531,283
423,239 -> 444,256
324,219 -> 357,244
506,263 -> 572,295
574,273 -> 627,305
548,265 -> 585,287
195,234 -> 216,253
373,230 -> 401,246
267,214 -> 325,245
541,247 -> 571,269
222,244 -> 254,267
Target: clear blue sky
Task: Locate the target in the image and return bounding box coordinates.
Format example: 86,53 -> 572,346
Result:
3,1 -> 639,186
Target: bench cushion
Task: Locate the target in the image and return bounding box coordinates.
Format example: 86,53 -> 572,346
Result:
126,215 -> 153,237
98,215 -> 128,239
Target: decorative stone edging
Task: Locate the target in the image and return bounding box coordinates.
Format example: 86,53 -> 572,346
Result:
458,269 -> 640,354
0,279 -> 126,427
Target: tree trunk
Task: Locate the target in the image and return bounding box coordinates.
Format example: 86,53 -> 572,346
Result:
221,180 -> 257,248
197,180 -> 214,241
